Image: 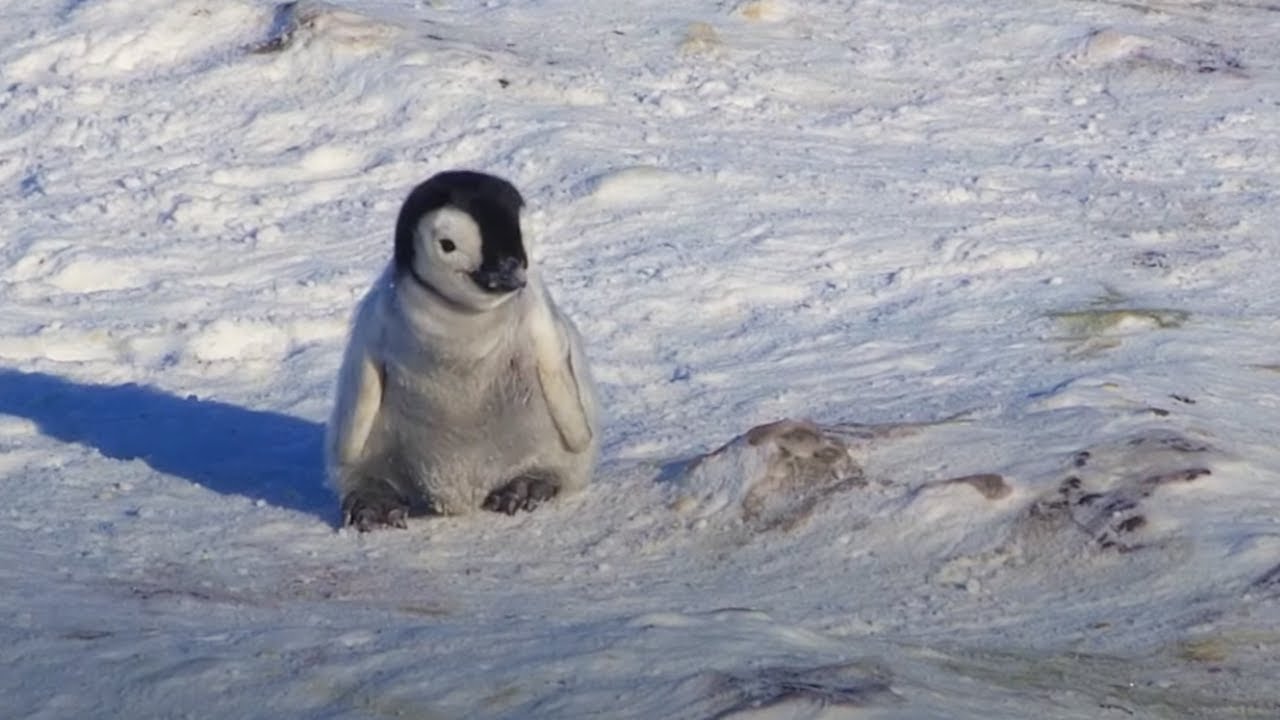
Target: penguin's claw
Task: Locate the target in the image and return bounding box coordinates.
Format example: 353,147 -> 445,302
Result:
483,477 -> 559,515
341,485 -> 411,532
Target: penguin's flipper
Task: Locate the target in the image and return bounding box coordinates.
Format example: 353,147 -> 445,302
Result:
330,350 -> 385,466
529,290 -> 593,453
327,296 -> 387,471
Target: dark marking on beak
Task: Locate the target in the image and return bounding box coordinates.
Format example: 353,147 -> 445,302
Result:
471,256 -> 527,293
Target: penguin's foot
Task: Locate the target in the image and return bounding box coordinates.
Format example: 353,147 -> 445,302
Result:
341,481 -> 411,532
483,476 -> 559,515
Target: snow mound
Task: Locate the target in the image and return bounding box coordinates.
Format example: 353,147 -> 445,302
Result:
1066,27 -> 1245,76
680,22 -> 726,57
1069,28 -> 1156,66
1017,428 -> 1220,555
584,166 -> 695,205
734,1 -> 794,23
669,419 -> 865,532
250,1 -> 405,56
5,0 -> 265,82
929,410 -> 1234,598
185,317 -> 292,363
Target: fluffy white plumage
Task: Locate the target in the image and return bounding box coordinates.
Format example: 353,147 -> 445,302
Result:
326,175 -> 600,529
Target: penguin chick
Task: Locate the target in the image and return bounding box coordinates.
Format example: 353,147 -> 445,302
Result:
326,171 -> 600,531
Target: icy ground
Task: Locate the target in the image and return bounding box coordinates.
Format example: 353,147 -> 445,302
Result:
2,0 -> 1280,717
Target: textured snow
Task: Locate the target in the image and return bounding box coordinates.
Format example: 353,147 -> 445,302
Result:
2,0 -> 1280,717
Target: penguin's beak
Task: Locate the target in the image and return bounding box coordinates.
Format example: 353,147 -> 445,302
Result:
471,256 -> 527,293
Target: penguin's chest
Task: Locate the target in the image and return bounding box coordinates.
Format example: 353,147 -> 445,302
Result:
382,351 -> 548,465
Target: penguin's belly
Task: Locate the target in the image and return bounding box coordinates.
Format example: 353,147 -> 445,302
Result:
379,356 -> 557,511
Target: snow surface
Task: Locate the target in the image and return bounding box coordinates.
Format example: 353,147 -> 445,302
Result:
2,0 -> 1280,717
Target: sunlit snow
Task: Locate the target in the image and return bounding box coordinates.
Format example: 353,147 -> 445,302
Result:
2,0 -> 1279,717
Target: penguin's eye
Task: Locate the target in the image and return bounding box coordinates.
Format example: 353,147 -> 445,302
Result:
439,238 -> 457,253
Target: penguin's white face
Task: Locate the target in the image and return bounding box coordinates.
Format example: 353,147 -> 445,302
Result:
393,171 -> 530,314
407,206 -> 525,312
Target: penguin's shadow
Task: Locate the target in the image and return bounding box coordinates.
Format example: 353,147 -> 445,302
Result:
0,369 -> 332,520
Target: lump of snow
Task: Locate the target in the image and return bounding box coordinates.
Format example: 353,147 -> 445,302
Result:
6,0 -> 265,82
1070,29 -> 1156,66
939,473 -> 1011,500
1066,27 -> 1246,76
1013,429 -> 1220,557
669,419 -> 864,532
734,1 -> 793,23
584,166 -> 689,205
680,22 -> 724,57
185,318 -> 290,362
250,1 -> 403,55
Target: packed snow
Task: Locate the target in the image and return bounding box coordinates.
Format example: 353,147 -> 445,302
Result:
2,0 -> 1279,717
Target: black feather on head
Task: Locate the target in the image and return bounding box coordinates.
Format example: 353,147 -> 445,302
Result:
393,170 -> 527,275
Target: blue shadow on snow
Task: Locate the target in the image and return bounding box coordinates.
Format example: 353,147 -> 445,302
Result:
0,369 -> 332,520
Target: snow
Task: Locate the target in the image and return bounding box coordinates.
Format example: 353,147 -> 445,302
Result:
2,0 -> 1279,717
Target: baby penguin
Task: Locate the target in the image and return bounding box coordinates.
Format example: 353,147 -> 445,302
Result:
326,171 -> 600,531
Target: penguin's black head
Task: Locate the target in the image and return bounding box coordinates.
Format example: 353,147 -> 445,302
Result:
394,170 -> 529,310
